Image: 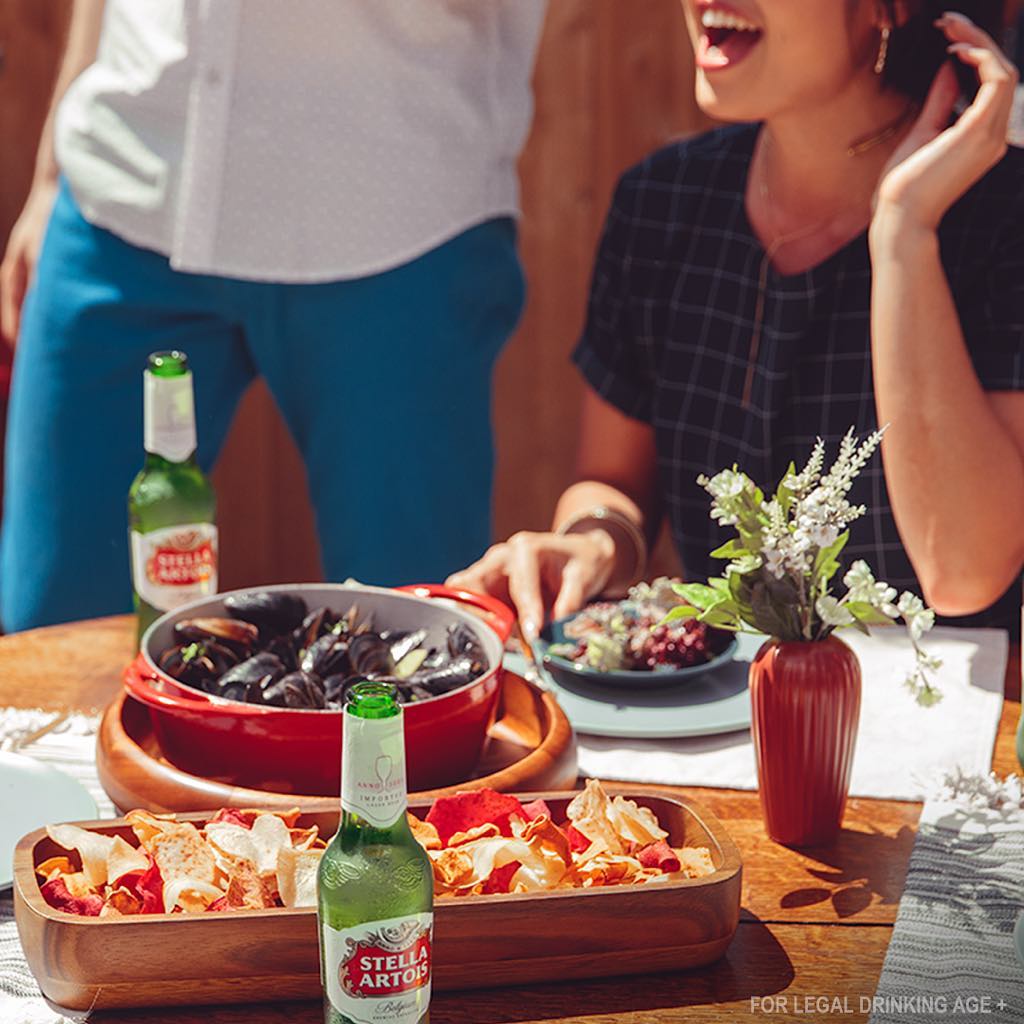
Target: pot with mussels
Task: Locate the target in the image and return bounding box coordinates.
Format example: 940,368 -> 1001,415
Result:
123,583 -> 514,794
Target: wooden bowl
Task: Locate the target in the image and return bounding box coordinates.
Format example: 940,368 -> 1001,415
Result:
13,789 -> 742,1010
98,671 -> 577,812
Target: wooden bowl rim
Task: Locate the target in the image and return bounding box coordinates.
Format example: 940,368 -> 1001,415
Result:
14,787 -> 742,926
100,669 -> 575,804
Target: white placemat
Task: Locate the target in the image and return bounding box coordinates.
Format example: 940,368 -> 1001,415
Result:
576,627 -> 1008,802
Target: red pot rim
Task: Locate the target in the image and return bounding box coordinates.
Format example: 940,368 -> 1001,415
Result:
127,582 -> 512,717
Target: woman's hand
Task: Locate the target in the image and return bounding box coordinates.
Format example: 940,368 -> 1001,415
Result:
446,529 -> 618,640
873,12 -> 1018,234
0,179 -> 58,346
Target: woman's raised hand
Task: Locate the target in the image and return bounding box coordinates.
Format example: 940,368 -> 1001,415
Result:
874,12 -> 1018,233
446,529 -> 618,641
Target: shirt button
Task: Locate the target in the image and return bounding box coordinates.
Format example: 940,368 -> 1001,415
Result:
205,67 -> 222,86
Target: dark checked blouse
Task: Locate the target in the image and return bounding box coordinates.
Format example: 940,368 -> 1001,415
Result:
574,123 -> 1024,634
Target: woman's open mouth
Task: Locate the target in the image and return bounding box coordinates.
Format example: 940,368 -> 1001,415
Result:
696,5 -> 763,71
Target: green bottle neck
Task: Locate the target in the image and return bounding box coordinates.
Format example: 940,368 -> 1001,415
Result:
142,450 -> 199,471
340,694 -> 409,839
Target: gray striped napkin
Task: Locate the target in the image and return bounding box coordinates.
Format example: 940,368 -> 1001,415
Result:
870,772 -> 1024,1024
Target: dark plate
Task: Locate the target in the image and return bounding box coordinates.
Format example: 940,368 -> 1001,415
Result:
536,613 -> 739,691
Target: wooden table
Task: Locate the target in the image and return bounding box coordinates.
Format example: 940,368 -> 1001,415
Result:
2,616 -> 1020,1024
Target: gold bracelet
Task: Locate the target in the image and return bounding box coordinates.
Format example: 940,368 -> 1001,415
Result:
555,505 -> 648,583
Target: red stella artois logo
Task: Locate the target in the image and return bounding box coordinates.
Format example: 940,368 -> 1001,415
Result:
339,920 -> 431,999
146,530 -> 215,588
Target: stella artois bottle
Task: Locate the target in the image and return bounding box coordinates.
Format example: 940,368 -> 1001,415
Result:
318,682 -> 433,1024
128,351 -> 217,642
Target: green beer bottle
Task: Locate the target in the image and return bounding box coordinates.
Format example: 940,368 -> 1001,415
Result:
318,682 -> 433,1024
128,351 -> 217,643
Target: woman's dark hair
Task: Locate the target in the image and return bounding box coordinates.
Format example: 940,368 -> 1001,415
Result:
883,0 -> 1006,103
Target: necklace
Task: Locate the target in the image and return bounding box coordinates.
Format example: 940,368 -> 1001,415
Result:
740,104 -> 916,407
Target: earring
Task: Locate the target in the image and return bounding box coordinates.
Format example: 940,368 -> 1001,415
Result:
874,25 -> 891,75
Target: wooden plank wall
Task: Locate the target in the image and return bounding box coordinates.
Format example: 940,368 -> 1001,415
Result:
0,0 -> 706,590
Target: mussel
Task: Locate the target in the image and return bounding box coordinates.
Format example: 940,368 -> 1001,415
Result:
159,640 -> 239,692
174,617 -> 258,659
262,670 -> 326,709
224,591 -> 308,637
216,652 -> 286,703
348,633 -> 394,678
301,634 -> 350,678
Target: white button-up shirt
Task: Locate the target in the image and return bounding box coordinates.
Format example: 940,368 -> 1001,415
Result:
55,0 -> 546,282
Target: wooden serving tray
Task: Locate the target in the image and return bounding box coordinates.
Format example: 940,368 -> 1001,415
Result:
97,671 -> 577,812
13,789 -> 742,1011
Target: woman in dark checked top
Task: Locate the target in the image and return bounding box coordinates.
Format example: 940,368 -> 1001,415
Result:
452,0 -> 1024,637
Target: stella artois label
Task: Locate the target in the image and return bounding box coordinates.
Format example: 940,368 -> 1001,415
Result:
341,713 -> 407,828
322,912 -> 432,1023
130,522 -> 218,612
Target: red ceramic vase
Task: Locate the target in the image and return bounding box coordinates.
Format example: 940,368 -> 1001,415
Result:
749,636 -> 862,847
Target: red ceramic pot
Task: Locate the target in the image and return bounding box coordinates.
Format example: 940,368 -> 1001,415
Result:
749,636 -> 862,847
122,583 -> 514,795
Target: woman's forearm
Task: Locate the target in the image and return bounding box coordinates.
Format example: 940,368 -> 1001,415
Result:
869,203 -> 1024,614
32,0 -> 106,186
553,480 -> 656,593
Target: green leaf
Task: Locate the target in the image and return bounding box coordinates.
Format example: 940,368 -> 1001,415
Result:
813,530 -> 850,585
663,605 -> 701,622
697,605 -> 743,630
673,583 -> 721,610
710,539 -> 749,560
846,601 -> 895,626
774,461 -> 798,515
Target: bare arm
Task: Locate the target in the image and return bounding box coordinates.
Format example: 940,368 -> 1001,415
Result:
870,14 -> 1024,615
0,0 -> 105,343
449,389 -> 659,635
871,216 -> 1024,614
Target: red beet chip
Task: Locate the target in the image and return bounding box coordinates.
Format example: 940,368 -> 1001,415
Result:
480,861 -> 520,894
636,840 -> 680,873
40,877 -> 104,917
207,808 -> 256,829
520,798 -> 552,823
425,790 -> 525,846
565,824 -> 591,854
117,859 -> 164,914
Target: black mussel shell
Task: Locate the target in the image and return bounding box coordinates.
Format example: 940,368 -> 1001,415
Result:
323,673 -> 358,705
386,628 -> 429,666
301,635 -> 350,678
224,591 -> 308,636
446,623 -> 486,670
265,633 -> 298,672
348,633 -> 394,678
174,617 -> 258,658
262,670 -> 326,709
158,641 -> 230,691
292,606 -> 332,653
408,655 -> 479,696
216,652 -> 286,702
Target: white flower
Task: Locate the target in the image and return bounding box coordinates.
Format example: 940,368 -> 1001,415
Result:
843,560 -> 899,616
725,554 -> 762,577
700,469 -> 749,500
816,596 -> 854,628
897,591 -> 935,641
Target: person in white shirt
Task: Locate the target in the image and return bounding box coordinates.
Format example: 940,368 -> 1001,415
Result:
0,0 -> 546,631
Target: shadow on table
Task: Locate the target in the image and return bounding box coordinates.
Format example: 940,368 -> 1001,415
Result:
77,915 -> 793,1024
778,821 -> 918,919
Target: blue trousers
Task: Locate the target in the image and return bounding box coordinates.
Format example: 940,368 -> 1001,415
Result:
1,183 -> 524,631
